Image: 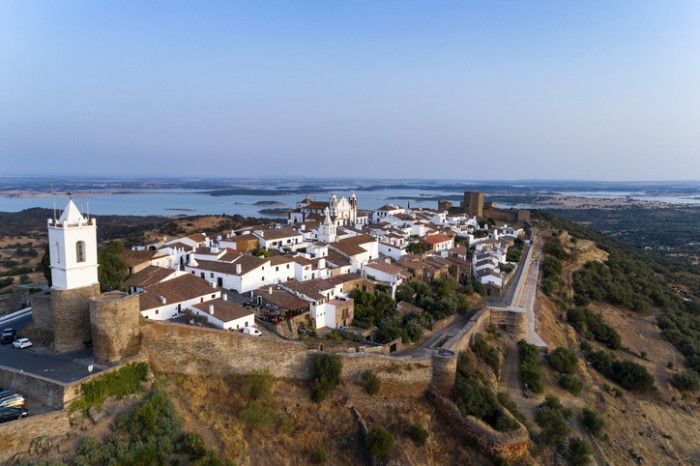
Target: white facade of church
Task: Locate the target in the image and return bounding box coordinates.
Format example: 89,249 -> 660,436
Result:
47,200 -> 100,290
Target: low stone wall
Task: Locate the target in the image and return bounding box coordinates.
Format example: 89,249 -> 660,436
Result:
141,320 -> 313,379
0,410 -> 73,465
428,388 -> 529,463
0,365 -> 67,409
442,307 -> 493,353
338,352 -> 432,391
428,313 -> 459,331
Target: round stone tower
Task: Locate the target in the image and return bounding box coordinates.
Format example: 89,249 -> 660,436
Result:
432,348 -> 458,396
89,291 -> 142,364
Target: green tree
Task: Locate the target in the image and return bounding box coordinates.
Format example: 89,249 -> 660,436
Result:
97,241 -> 129,291
362,370 -> 380,395
581,408 -> 605,438
548,347 -> 578,374
41,246 -> 52,287
365,426 -> 395,461
671,370 -> 700,392
566,437 -> 592,466
311,352 -> 342,403
407,423 -> 429,446
534,395 -> 571,445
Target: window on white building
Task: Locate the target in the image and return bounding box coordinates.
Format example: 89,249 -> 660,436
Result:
76,241 -> 86,263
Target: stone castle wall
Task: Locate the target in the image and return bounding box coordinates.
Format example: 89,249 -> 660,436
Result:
428,388 -> 529,463
338,352 -> 432,394
29,290 -> 52,331
0,365 -> 67,410
0,409 -> 73,465
90,292 -> 142,365
51,283 -> 101,352
140,320 -> 314,379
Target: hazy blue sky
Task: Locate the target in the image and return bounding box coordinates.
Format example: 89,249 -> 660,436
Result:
1,1 -> 699,181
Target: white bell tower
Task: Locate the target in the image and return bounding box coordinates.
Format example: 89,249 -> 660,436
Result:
47,199 -> 99,290
318,208 -> 337,243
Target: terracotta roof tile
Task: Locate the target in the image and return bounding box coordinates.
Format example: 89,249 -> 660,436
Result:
125,266 -> 176,288
139,274 -> 218,311
192,298 -> 254,323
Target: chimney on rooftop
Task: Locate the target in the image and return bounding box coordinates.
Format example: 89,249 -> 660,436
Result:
222,294 -> 228,301
268,287 -> 272,295
236,263 -> 242,275
159,296 -> 167,304
209,304 -> 214,315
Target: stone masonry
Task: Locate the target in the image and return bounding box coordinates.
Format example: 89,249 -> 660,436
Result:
90,292 -> 142,365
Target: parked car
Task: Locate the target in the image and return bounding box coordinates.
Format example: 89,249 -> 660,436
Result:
0,407 -> 28,423
12,338 -> 32,349
0,394 -> 26,408
242,327 -> 262,336
1,328 -> 16,344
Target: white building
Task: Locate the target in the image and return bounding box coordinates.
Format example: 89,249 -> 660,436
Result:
328,235 -> 379,273
138,274 -> 221,320
47,199 -> 99,290
191,297 -> 256,331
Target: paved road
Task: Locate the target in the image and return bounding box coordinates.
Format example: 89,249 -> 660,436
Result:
515,233 -> 547,347
0,311 -> 102,384
485,243 -> 532,308
396,314 -> 468,358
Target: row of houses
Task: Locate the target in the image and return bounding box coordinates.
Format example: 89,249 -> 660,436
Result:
120,194 -> 525,333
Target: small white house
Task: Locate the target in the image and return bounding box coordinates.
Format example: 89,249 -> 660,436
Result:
139,274 -> 220,320
191,296 -> 256,330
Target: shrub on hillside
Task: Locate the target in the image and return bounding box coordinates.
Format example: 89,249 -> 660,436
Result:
671,370 -> 700,392
311,352 -> 342,403
71,362 -> 149,415
566,308 -> 621,349
567,437 -> 593,466
243,368 -> 274,400
311,447 -> 329,464
407,423 -> 429,446
472,333 -> 500,372
455,352 -> 519,432
581,408 -> 606,438
518,340 -> 544,393
362,370 -> 381,395
587,351 -> 656,393
534,395 -> 571,445
365,426 -> 395,461
548,347 -> 578,374
559,374 -> 583,394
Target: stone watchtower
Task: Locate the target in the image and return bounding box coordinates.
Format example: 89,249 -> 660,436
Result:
32,200 -> 101,352
463,191 -> 484,218
89,292 -> 142,364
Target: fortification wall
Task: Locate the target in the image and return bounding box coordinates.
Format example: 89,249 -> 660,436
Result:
51,283 -> 101,352
0,410 -> 73,465
338,352 -> 432,394
428,388 -> 529,463
490,308 -> 527,337
29,290 -> 52,330
90,292 -> 142,364
141,321 -> 313,379
0,365 -> 66,409
443,307 -> 493,353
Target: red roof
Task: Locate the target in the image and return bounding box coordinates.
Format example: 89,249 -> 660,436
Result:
422,234 -> 452,245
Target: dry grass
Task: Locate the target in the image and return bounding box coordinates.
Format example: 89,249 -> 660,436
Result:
166,373 -> 490,466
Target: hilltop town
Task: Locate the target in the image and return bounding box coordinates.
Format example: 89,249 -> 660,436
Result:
2,189 -> 700,466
